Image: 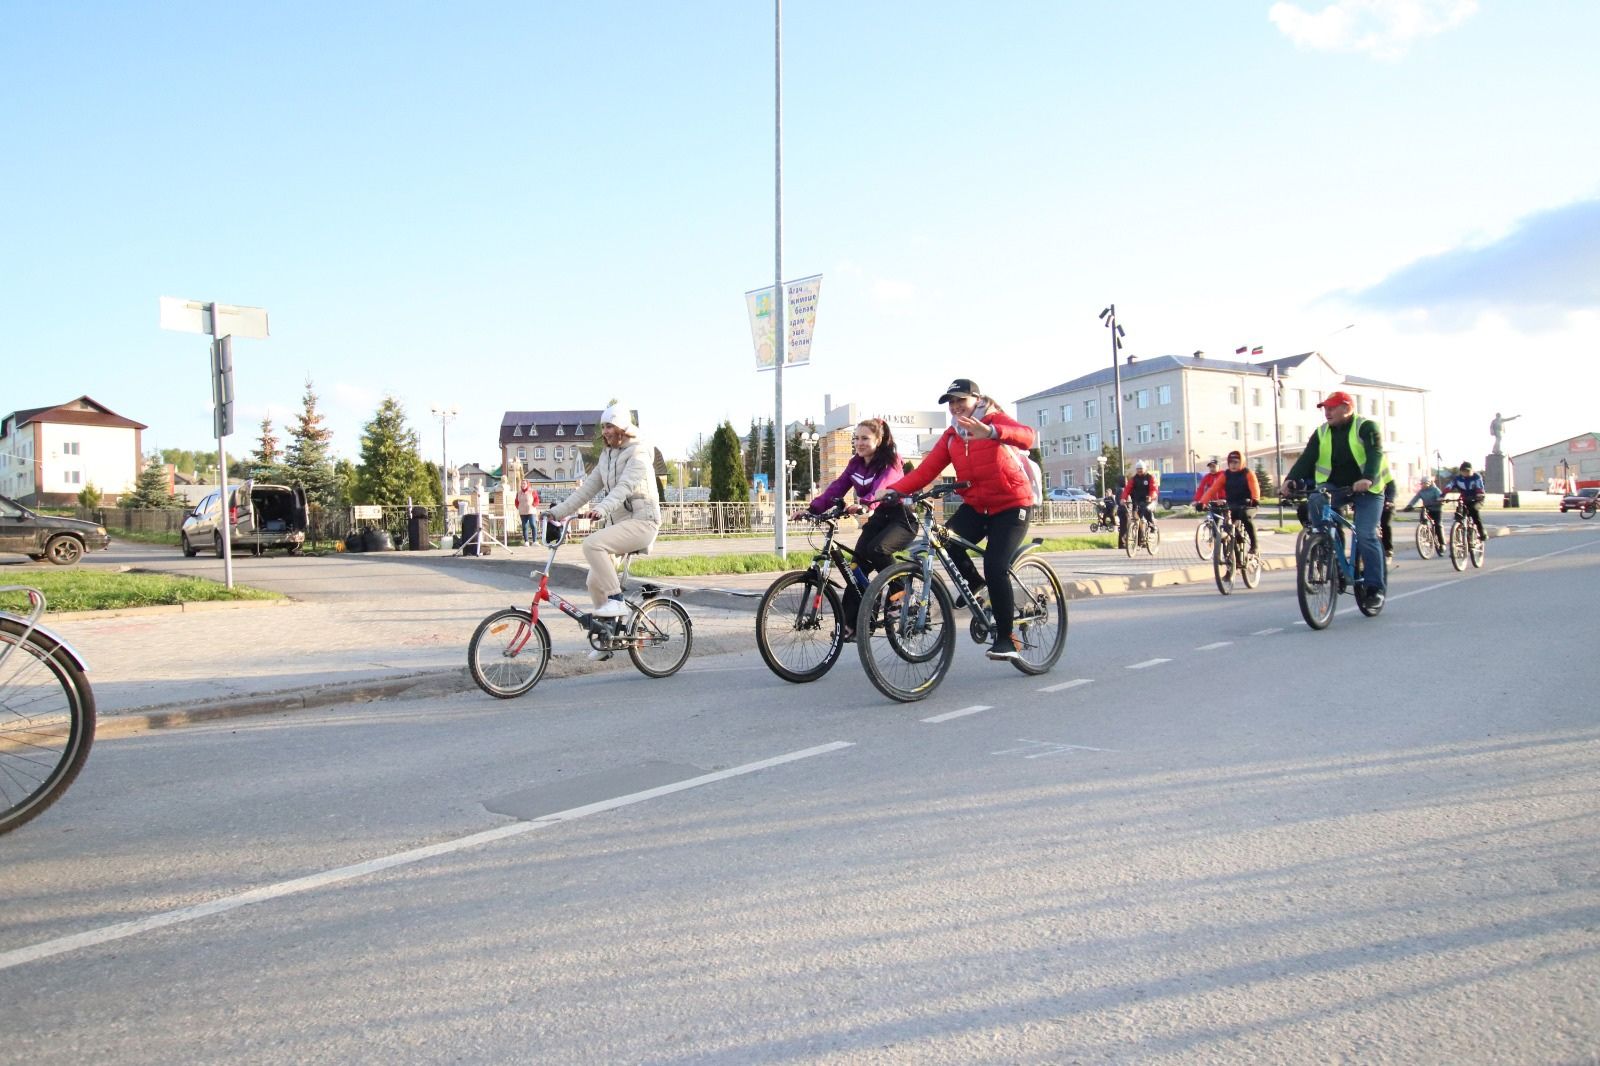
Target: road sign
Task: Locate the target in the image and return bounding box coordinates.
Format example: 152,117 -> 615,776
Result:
160,296 -> 269,339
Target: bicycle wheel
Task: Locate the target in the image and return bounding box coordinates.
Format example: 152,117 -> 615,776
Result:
1212,530 -> 1235,595
755,570 -> 843,683
0,617 -> 95,835
1195,519 -> 1215,560
1469,523 -> 1486,568
1582,502 -> 1597,520
1415,517 -> 1438,560
1296,533 -> 1337,630
1449,522 -> 1468,571
1146,522 -> 1160,554
1295,526 -> 1308,561
857,561 -> 955,703
468,609 -> 549,698
628,598 -> 694,678
1006,558 -> 1067,675
1124,521 -> 1138,558
1242,548 -> 1262,589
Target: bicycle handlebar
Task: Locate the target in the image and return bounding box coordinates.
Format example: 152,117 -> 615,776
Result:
885,481 -> 970,505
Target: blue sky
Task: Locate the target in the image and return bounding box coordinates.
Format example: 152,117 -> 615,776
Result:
5,0 -> 1597,475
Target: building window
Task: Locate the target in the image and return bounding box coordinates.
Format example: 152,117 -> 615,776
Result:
556,425 -> 565,436
1371,399 -> 1379,415
555,467 -> 565,478
1232,422 -> 1241,441
1388,400 -> 1396,417
1252,388 -> 1262,406
1136,389 -> 1149,409
533,447 -> 546,460
1158,420 -> 1173,441
1161,457 -> 1174,474
1297,389 -> 1306,409
1138,424 -> 1152,444
1040,440 -> 1052,458
1085,399 -> 1098,419
1160,385 -> 1172,405
516,447 -> 526,461
1061,404 -> 1072,422
512,425 -> 522,437
66,471 -> 81,484
1253,423 -> 1264,441
1228,386 -> 1239,404
63,442 -> 80,455
1087,432 -> 1100,452
1038,409 -> 1050,427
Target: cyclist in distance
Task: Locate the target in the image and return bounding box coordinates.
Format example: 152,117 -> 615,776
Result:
882,377 -> 1037,662
1194,457 -> 1221,505
543,402 -> 660,621
1403,474 -> 1445,537
1120,460 -> 1159,545
1283,389 -> 1392,608
794,417 -> 907,641
1194,450 -> 1260,553
1444,461 -> 1487,539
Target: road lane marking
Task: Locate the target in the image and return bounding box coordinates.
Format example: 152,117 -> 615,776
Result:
1039,678 -> 1094,693
922,705 -> 992,723
1126,658 -> 1171,670
0,741 -> 855,973
1252,627 -> 1284,636
1195,641 -> 1233,651
992,739 -> 1117,758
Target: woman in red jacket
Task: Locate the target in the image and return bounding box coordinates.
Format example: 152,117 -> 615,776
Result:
886,378 -> 1037,662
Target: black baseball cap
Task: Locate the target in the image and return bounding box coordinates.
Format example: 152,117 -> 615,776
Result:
939,378 -> 979,403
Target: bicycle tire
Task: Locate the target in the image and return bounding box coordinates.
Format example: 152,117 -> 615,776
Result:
1124,521 -> 1138,558
468,608 -> 550,698
1415,516 -> 1438,560
1242,549 -> 1262,589
755,570 -> 844,683
628,598 -> 694,678
0,617 -> 95,835
1296,534 -> 1337,630
1449,521 -> 1468,572
1195,519 -> 1215,560
1468,523 -> 1485,568
1213,530 -> 1235,595
1582,502 -> 1597,520
1006,558 -> 1067,675
857,561 -> 955,703
1146,522 -> 1160,554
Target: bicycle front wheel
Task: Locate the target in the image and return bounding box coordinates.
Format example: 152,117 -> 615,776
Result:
1296,534 -> 1337,630
857,561 -> 955,703
1415,517 -> 1438,560
1242,549 -> 1262,589
1582,502 -> 1598,520
1213,532 -> 1235,595
1195,520 -> 1215,560
755,570 -> 843,683
1469,524 -> 1485,568
469,609 -> 549,699
629,598 -> 694,678
1449,522 -> 1468,571
1146,522 -> 1160,554
1124,522 -> 1138,558
0,618 -> 95,835
1007,558 -> 1067,675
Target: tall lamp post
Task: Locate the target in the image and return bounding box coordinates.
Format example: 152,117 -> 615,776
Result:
1099,305 -> 1127,484
800,421 -> 818,497
1095,454 -> 1108,497
430,405 -> 457,531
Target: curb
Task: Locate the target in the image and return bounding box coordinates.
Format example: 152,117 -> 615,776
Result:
46,598 -> 289,622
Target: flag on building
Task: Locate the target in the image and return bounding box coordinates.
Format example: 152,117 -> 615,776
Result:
1252,345 -> 1264,356
1235,346 -> 1248,355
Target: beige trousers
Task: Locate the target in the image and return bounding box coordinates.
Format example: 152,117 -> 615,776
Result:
580,519 -> 658,604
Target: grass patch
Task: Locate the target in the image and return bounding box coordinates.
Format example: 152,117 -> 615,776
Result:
109,528 -> 182,547
629,534 -> 1120,577
0,570 -> 281,613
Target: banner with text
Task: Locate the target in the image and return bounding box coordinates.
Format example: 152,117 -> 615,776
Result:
746,274 -> 822,372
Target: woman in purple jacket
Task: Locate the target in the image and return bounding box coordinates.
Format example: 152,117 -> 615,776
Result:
796,418 -> 910,639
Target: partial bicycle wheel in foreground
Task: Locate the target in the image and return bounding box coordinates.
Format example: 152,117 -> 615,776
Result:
0,612 -> 96,834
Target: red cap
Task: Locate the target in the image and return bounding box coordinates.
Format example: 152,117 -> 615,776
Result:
1317,390 -> 1354,409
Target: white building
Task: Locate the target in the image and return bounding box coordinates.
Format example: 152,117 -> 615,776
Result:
0,396 -> 146,507
1510,432 -> 1600,493
1015,352 -> 1430,492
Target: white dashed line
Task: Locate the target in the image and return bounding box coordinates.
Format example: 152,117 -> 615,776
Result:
1039,678 -> 1094,693
922,705 -> 993,723
1126,658 -> 1171,670
1195,641 -> 1233,651
1252,627 -> 1284,636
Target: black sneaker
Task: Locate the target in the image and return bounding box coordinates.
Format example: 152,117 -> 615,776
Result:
1367,590 -> 1385,610
985,636 -> 1022,662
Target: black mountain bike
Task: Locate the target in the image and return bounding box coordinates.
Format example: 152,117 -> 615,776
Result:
1208,503 -> 1262,595
856,483 -> 1067,702
1124,503 -> 1159,557
1413,507 -> 1444,559
1446,495 -> 1486,572
755,504 -> 869,683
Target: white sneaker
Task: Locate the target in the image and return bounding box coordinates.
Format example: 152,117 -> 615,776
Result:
590,599 -> 628,618
586,649 -> 613,662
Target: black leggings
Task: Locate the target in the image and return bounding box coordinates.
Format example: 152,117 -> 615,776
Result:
1229,505 -> 1258,553
945,504 -> 1031,641
843,505 -> 917,626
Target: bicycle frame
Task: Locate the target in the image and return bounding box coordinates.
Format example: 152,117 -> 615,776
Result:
899,488 -> 1042,635
1303,487 -> 1358,585
515,517 -> 666,656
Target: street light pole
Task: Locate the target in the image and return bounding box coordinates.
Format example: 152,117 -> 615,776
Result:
1099,305 -> 1127,484
1268,363 -> 1284,524
430,405 -> 457,531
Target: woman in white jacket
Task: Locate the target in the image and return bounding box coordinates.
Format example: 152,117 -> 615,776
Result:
545,402 -> 661,617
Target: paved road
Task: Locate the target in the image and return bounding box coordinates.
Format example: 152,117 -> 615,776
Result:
2,525 -> 1596,1063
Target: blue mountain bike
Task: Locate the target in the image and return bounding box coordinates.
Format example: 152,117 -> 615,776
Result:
1292,485 -> 1383,630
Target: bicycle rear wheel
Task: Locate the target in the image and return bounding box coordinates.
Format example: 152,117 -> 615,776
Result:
1468,524 -> 1485,568
755,570 -> 843,683
1415,517 -> 1438,560
629,598 -> 694,678
1006,558 -> 1067,675
0,618 -> 95,835
1296,534 -> 1337,630
1242,549 -> 1262,589
1213,532 -> 1235,595
1449,522 -> 1468,571
468,609 -> 549,698
1195,520 -> 1215,560
857,561 -> 955,703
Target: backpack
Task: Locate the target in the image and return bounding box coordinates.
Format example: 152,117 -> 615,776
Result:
1011,446 -> 1044,507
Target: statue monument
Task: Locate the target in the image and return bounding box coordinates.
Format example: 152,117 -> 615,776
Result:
1484,411 -> 1520,494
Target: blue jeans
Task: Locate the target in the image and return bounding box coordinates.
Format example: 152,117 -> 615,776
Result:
1331,487 -> 1385,593
520,514 -> 537,543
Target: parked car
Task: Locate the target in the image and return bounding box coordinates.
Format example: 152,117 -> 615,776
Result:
1558,487 -> 1600,512
181,481 -> 308,557
0,492 -> 110,565
1047,487 -> 1095,502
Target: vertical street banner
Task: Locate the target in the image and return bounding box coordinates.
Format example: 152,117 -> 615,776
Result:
746,274 -> 823,371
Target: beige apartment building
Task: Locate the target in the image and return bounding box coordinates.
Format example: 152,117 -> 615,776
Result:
1016,351 -> 1430,491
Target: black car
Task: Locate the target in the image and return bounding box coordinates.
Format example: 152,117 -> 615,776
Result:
0,493 -> 111,565
1559,487 -> 1600,513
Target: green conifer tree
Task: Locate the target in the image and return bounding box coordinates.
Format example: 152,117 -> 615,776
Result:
709,421 -> 749,503
285,378 -> 343,507
353,396 -> 433,505
123,455 -> 176,509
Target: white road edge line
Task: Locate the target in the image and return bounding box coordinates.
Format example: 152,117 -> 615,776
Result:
922,705 -> 993,723
0,741 -> 856,973
1039,678 -> 1094,693
1252,627 -> 1284,636
1337,537 -> 1597,613
1126,658 -> 1171,670
1195,641 -> 1233,651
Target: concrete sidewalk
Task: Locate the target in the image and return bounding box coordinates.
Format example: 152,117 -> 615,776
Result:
35,514 -> 1532,736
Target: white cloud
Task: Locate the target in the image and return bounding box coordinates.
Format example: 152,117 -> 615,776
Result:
1268,0 -> 1478,60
